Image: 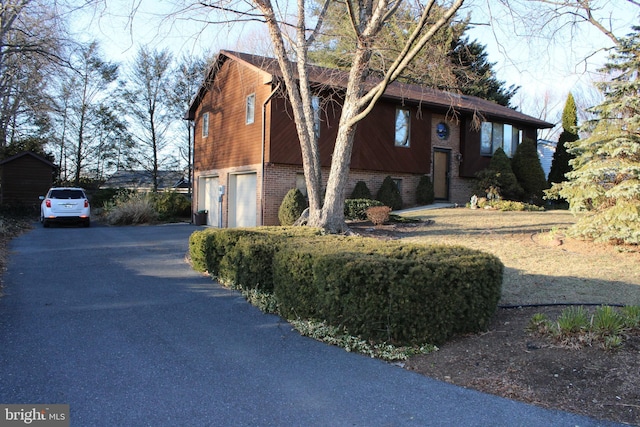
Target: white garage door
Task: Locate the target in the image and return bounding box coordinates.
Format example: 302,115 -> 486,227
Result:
229,173 -> 257,227
198,176 -> 219,226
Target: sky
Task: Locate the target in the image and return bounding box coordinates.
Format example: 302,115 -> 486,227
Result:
69,0 -> 639,138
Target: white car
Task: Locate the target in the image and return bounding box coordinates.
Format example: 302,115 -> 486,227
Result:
40,187 -> 91,228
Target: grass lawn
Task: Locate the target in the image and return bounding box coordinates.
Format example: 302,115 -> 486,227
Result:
397,207 -> 640,306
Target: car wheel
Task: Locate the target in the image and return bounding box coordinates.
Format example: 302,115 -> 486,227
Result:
83,219 -> 91,228
42,219 -> 50,228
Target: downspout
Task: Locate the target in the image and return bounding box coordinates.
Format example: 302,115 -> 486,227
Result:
261,81 -> 281,226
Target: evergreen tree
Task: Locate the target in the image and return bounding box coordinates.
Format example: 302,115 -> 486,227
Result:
278,188 -> 308,225
309,4 -> 517,105
448,37 -> 519,106
512,138 -> 549,205
416,175 -> 435,205
546,27 -> 640,244
350,181 -> 372,199
548,93 -> 578,184
474,148 -> 523,201
376,176 -> 403,210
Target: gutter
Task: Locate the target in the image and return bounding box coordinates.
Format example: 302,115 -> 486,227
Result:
261,81 -> 282,226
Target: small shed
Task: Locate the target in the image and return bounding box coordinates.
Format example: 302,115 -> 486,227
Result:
0,151 -> 56,207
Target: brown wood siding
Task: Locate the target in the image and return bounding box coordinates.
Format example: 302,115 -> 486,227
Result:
194,60 -> 269,172
459,120 -> 489,178
268,97 -> 431,174
0,156 -> 54,206
352,100 -> 431,174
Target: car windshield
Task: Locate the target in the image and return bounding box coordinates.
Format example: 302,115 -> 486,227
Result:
49,189 -> 85,199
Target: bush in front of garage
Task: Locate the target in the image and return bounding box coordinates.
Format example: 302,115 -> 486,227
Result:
189,228 -> 503,346
152,191 -> 191,221
101,190 -> 191,224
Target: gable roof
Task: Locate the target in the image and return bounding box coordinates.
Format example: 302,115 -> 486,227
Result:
101,170 -> 188,190
187,50 -> 553,129
0,151 -> 56,168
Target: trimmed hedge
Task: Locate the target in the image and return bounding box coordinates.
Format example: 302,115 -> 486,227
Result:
189,227 -> 323,291
189,227 -> 503,346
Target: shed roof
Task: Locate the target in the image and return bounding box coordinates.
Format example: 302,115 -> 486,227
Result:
0,151 -> 56,168
187,50 -> 554,129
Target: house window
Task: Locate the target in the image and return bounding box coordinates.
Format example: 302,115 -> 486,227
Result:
312,96 -> 321,139
395,108 -> 410,147
202,112 -> 209,138
393,178 -> 403,194
246,93 -> 255,125
480,121 -> 522,157
295,173 -> 308,198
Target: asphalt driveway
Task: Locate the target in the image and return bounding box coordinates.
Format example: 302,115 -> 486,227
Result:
0,223 -> 621,426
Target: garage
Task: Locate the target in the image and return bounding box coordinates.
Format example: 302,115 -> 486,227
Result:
228,172 -> 257,227
198,176 -> 219,226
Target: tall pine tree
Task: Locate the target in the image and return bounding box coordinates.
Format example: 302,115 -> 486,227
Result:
548,93 -> 578,184
512,138 -> 549,205
546,27 -> 640,245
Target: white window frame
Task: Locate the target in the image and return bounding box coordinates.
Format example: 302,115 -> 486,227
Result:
480,121 -> 522,157
312,96 -> 321,140
395,108 -> 411,147
202,112 -> 209,138
246,93 -> 255,125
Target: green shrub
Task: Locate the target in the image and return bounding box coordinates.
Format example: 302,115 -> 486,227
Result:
474,148 -> 523,201
351,181 -> 372,199
104,191 -> 158,225
488,200 -> 545,212
344,198 -> 383,220
511,139 -> 549,205
191,227 -> 503,346
278,188 -> 308,226
556,306 -> 590,334
416,175 -> 435,205
188,227 -> 323,277
90,188 -> 128,209
188,230 -> 210,272
529,305 -> 640,350
218,234 -> 281,292
376,176 -> 403,210
273,237 -> 503,345
152,191 -> 191,221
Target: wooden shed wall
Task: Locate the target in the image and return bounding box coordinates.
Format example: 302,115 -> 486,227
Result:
0,156 -> 53,206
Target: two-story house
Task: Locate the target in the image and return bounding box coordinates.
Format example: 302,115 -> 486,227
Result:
185,50 -> 553,227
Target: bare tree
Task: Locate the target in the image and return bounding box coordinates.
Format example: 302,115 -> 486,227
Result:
186,0 -> 465,232
0,0 -> 67,147
481,0 -> 638,71
53,41 -> 119,184
123,47 -> 176,192
168,53 -> 209,197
